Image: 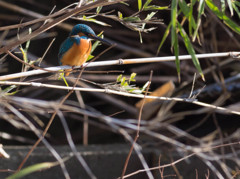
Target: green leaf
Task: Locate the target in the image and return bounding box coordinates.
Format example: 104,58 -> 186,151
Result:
87,54 -> 94,61
142,0 -> 153,10
82,15 -> 110,26
118,11 -> 123,19
89,32 -> 104,58
189,0 -> 194,36
220,0 -> 226,13
192,0 -> 205,42
2,85 -> 17,94
6,162 -> 57,179
25,28 -> 32,50
178,0 -> 197,34
117,74 -> 122,82
123,82 -> 128,87
58,71 -> 69,87
20,48 -> 27,63
177,22 -> 205,81
171,0 -> 180,81
91,36 -> 102,52
235,1 -> 240,7
173,30 -> 180,82
206,0 -> 240,34
96,6 -> 102,14
171,0 -> 178,47
121,77 -> 126,86
129,73 -> 136,83
232,2 -> 240,19
143,5 -> 169,11
138,0 -> 142,11
156,22 -> 171,55
120,1 -> 129,6
178,0 -> 189,16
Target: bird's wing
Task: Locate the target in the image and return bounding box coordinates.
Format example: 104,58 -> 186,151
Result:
58,38 -> 75,65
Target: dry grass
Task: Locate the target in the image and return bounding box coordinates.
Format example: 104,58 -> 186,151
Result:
0,0 -> 240,178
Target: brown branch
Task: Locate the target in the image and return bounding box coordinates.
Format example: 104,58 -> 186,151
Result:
0,0 -> 126,54
120,71 -> 153,179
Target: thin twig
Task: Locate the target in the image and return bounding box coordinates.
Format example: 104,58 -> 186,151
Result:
38,38 -> 56,66
122,141 -> 240,179
1,80 -> 240,116
7,104 -> 70,179
57,110 -> 96,179
0,51 -> 239,81
0,0 -> 125,54
121,71 -> 153,179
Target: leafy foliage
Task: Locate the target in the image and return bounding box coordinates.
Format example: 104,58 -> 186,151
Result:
116,73 -> 149,94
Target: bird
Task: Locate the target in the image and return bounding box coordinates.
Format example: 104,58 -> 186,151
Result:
58,24 -> 112,76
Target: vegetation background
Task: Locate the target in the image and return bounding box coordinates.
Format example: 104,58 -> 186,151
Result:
0,0 -> 240,178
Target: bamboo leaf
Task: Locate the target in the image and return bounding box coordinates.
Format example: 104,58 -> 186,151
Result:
178,0 -> 197,34
173,30 -> 180,82
178,0 -> 189,16
232,2 -> 240,19
143,5 -> 169,11
6,162 -> 56,179
177,22 -> 205,81
156,22 -> 171,55
171,0 -> 178,46
206,0 -> 240,34
171,0 -> 181,82
189,0 -> 194,36
142,0 -> 153,10
138,0 -> 142,11
192,0 -> 205,42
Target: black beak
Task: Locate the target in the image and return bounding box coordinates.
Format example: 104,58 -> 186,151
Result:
88,34 -> 113,46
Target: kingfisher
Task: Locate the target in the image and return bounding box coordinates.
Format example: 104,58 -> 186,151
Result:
58,24 -> 111,76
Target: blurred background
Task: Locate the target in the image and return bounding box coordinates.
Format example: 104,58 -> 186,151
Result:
0,0 -> 240,178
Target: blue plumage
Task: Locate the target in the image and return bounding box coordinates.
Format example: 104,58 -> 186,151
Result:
69,24 -> 96,36
58,37 -> 80,64
58,24 -> 96,65
58,24 -> 111,71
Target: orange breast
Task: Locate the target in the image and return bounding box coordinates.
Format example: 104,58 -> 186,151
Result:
61,38 -> 92,67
